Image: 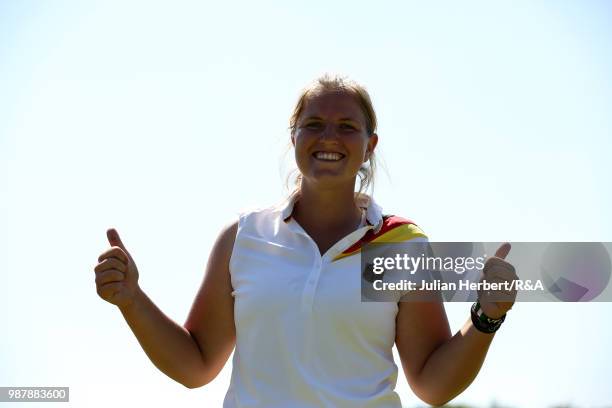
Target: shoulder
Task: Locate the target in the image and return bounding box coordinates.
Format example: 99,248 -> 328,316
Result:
340,214 -> 427,258
235,201 -> 285,224
224,201 -> 287,243
374,214 -> 428,242
218,220 -> 239,244
359,193 -> 428,241
213,205 -> 277,254
211,220 -> 239,262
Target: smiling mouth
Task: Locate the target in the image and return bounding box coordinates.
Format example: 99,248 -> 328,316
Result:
313,151 -> 345,161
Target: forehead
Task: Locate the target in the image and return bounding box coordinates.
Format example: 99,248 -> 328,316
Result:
300,90 -> 365,122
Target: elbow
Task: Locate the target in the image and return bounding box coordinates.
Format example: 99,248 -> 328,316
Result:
414,392 -> 452,407
181,368 -> 219,389
410,380 -> 455,407
423,398 -> 452,407
182,376 -> 203,389
181,375 -> 212,389
182,377 -> 209,389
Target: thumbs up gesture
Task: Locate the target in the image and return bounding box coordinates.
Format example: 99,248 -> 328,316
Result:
477,243 -> 519,319
94,228 -> 141,308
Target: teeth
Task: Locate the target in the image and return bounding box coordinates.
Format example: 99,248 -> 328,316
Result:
315,152 -> 343,161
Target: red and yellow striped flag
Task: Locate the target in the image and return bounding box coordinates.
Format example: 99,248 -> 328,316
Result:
332,215 -> 427,262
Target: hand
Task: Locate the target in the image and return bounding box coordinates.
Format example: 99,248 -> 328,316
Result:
94,228 -> 141,309
477,243 -> 519,319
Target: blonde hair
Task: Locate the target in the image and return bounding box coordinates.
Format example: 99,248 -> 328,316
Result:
286,73 -> 378,195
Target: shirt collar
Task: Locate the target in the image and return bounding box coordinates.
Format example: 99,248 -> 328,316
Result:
278,190 -> 384,234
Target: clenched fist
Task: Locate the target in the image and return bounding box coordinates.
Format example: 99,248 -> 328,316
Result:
477,242 -> 519,319
94,228 -> 141,309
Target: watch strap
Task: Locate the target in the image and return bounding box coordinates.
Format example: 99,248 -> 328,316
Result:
471,301 -> 506,333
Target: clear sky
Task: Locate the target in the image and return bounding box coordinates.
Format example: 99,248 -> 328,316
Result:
1,1 -> 611,407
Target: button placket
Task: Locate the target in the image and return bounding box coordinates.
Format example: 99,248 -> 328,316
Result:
302,253 -> 323,311
286,219 -> 320,303
292,219 -> 375,312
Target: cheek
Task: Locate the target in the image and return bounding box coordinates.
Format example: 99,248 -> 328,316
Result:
347,136 -> 369,157
292,136 -> 312,168
293,138 -> 305,157
293,133 -> 316,155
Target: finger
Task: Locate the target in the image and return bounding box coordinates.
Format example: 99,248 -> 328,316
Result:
107,228 -> 128,253
94,257 -> 127,274
481,276 -> 517,301
485,276 -> 516,295
484,262 -> 518,281
484,254 -> 517,274
482,273 -> 514,287
477,295 -> 505,313
494,242 -> 511,260
97,281 -> 123,300
96,269 -> 126,286
98,247 -> 129,264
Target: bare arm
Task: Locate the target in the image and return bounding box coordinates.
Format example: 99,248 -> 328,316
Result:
395,291 -> 495,406
184,220 -> 238,387
119,288 -> 211,388
95,222 -> 238,388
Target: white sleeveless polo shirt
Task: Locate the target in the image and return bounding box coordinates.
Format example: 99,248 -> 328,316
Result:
223,192 -> 428,408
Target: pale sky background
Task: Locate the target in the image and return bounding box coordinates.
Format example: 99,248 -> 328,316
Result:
1,1 -> 611,407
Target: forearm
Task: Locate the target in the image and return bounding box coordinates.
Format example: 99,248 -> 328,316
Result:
415,316 -> 496,406
119,288 -> 208,388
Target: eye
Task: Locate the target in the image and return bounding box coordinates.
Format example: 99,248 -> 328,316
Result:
339,123 -> 357,131
303,122 -> 323,130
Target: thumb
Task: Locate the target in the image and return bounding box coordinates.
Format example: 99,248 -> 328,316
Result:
107,228 -> 128,252
494,242 -> 511,260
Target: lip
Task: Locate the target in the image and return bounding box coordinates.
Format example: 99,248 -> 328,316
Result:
312,151 -> 346,158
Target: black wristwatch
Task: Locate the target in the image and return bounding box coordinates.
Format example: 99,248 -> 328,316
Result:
471,301 -> 506,333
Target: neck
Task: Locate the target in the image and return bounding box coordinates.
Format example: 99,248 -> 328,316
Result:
292,180 -> 364,231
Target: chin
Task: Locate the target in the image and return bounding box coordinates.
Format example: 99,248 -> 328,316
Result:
304,173 -> 357,189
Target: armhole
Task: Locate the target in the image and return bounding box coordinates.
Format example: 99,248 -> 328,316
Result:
228,211 -> 248,298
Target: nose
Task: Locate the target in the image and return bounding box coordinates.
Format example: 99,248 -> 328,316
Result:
320,123 -> 339,141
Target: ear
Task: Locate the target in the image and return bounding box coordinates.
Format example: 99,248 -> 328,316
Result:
364,133 -> 378,162
291,133 -> 296,147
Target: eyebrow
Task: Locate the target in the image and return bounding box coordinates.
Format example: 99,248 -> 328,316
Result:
302,116 -> 359,123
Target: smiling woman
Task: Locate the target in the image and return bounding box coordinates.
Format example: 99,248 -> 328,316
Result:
287,74 -> 378,197
94,73 -> 517,408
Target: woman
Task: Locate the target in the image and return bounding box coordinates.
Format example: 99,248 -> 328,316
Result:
94,74 -> 518,407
